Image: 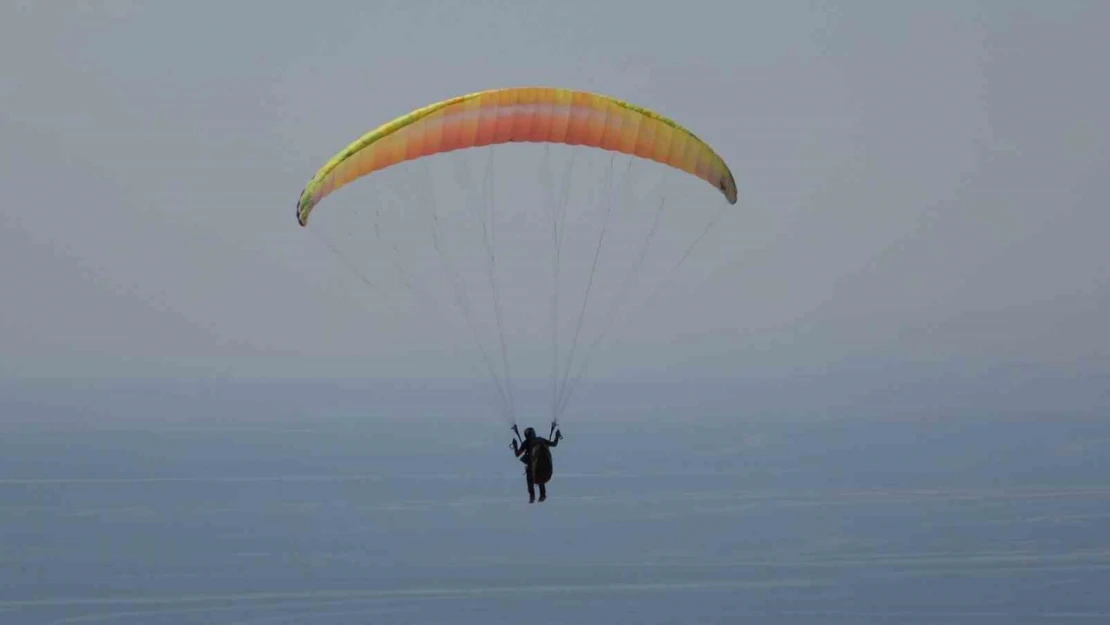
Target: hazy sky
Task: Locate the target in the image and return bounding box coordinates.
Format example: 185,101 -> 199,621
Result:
2,2 -> 1107,416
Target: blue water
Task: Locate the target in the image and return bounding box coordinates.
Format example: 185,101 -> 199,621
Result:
3,411 -> 1109,624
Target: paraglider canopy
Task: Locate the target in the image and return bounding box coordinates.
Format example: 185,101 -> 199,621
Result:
296,86 -> 737,227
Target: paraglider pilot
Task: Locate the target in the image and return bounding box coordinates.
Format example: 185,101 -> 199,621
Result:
512,423 -> 563,503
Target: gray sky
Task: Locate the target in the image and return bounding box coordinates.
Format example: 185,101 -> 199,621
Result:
2,2 -> 1107,417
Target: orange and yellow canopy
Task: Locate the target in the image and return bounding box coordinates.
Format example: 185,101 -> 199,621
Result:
296,87 -> 737,226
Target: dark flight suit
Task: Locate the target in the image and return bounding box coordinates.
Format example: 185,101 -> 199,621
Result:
514,435 -> 559,502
